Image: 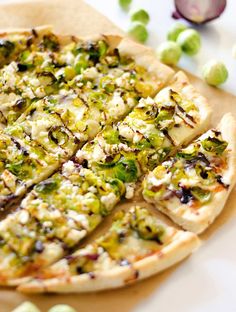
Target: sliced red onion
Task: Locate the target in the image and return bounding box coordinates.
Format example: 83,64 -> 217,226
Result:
173,0 -> 227,24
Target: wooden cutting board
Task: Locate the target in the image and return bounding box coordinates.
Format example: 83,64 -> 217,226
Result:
0,0 -> 235,311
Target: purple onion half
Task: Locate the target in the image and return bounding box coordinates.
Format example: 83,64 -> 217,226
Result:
173,0 -> 227,24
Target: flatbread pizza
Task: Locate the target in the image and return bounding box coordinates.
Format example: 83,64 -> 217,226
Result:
0,25 -> 234,296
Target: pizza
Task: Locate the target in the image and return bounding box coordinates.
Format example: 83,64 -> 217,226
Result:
5,99 -> 79,160
18,206 -> 200,293
0,26 -> 234,294
143,113 -> 236,234
0,26 -> 61,126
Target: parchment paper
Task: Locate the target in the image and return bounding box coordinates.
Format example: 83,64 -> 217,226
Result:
0,0 -> 235,311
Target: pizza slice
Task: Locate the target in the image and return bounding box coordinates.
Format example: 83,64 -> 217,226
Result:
0,26 -> 62,126
18,206 -> 200,293
5,98 -> 78,160
75,71 -> 211,197
143,113 -> 236,234
0,161 -> 125,285
0,130 -> 59,209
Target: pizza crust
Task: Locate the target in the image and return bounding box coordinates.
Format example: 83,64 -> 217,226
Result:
116,37 -> 174,90
166,71 -> 212,147
0,25 -> 53,38
47,28 -> 174,93
149,113 -> 236,234
18,230 -> 200,293
60,33 -> 175,93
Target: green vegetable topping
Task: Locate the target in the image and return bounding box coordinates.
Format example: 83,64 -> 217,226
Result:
167,22 -> 187,42
103,127 -> 120,144
130,207 -> 165,242
130,9 -> 150,25
35,180 -> 59,194
201,136 -> 228,155
74,54 -> 88,74
177,29 -> 201,55
118,0 -> 132,10
191,187 -> 211,203
176,146 -> 198,160
48,126 -> 69,146
99,77 -> 115,93
156,41 -> 182,66
12,301 -> 41,312
114,159 -> 138,182
128,22 -> 148,43
98,40 -> 108,57
42,34 -> 60,51
202,60 -> 228,86
97,154 -> 121,168
6,161 -> 32,180
155,108 -> 175,129
48,305 -> 77,312
37,72 -> 56,86
0,39 -> 15,57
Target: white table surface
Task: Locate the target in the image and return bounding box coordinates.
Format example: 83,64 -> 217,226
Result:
86,0 -> 236,95
83,1 -> 236,312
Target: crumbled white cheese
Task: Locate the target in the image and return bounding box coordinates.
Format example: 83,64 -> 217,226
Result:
34,87 -> 46,98
109,92 -> 126,118
133,131 -> 143,143
60,51 -> 75,65
66,229 -> 87,243
18,210 -> 30,225
2,62 -> 18,89
31,119 -> 51,141
127,97 -> 135,108
75,149 -> 86,161
83,67 -> 99,80
92,144 -> 106,162
63,160 -> 76,177
30,78 -> 40,87
138,97 -> 155,108
23,87 -> 35,99
101,193 -> 117,209
67,210 -> 89,229
88,186 -> 97,193
118,123 -> 134,140
43,221 -> 53,228
125,183 -> 135,199
148,172 -> 172,187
